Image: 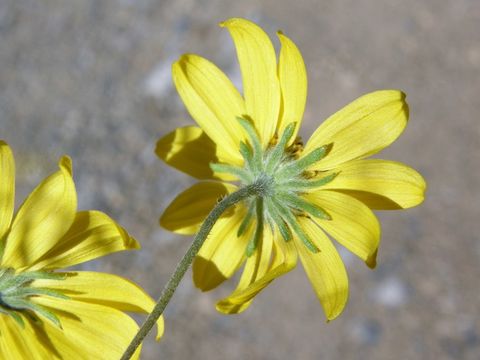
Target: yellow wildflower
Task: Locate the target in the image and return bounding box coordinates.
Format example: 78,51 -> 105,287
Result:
0,141 -> 163,359
156,18 -> 425,320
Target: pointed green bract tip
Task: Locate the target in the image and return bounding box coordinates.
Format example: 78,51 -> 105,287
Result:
245,239 -> 256,257
302,236 -> 320,253
283,122 -> 296,138
10,311 -> 25,328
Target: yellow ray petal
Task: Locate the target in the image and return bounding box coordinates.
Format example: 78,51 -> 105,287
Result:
0,141 -> 15,241
321,159 -> 426,209
32,271 -> 164,340
172,54 -> 246,163
0,316 -> 51,360
277,32 -> 307,141
156,126 -> 234,180
304,190 -> 380,268
216,225 -> 274,314
304,90 -> 409,170
160,181 -> 237,235
2,156 -> 77,270
32,297 -> 143,360
221,18 -> 281,146
216,233 -> 297,310
29,210 -> 139,271
193,207 -> 249,291
296,217 -> 348,321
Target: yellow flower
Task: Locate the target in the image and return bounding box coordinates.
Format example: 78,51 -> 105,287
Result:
0,141 -> 163,359
156,18 -> 425,320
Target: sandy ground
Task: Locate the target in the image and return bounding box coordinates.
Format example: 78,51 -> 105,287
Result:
1,1 -> 479,359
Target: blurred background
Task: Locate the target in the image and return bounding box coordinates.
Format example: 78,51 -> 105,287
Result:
1,0 -> 479,359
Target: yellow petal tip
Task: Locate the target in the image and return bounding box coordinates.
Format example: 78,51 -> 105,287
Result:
366,249 -> 378,269
326,308 -> 344,322
276,30 -> 290,43
129,237 -> 141,250
219,17 -> 256,30
176,53 -> 190,63
154,319 -> 165,341
59,155 -> 73,176
219,18 -> 240,28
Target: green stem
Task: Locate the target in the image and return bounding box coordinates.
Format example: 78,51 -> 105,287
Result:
120,181 -> 266,360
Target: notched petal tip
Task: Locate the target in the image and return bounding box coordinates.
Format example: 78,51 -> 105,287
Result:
175,53 -> 200,65
399,92 -> 409,121
172,56 -> 185,75
172,55 -> 194,78
219,17 -> 249,28
276,31 -> 295,48
276,30 -> 295,44
58,155 -> 73,177
385,89 -> 409,120
121,227 -> 140,250
325,294 -> 349,322
366,249 -> 378,269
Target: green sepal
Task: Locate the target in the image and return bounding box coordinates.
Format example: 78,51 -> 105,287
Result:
277,192 -> 331,220
265,198 -> 292,242
265,123 -> 296,173
3,287 -> 70,300
246,198 -> 264,257
9,311 -> 25,328
18,271 -> 67,282
277,144 -> 330,178
0,307 -> 25,328
273,200 -> 320,253
4,298 -> 62,329
0,270 -> 67,293
210,163 -> 252,183
0,268 -> 68,329
239,141 -> 255,173
307,172 -> 338,187
265,216 -> 275,234
237,200 -> 255,237
279,172 -> 339,190
237,117 -> 263,171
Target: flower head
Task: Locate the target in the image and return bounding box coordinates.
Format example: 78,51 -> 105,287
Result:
157,18 -> 425,320
0,141 -> 163,359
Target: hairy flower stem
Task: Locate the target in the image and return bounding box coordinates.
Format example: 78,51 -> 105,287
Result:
121,181 -> 268,360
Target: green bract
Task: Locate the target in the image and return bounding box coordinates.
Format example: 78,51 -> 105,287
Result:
211,117 -> 337,256
0,268 -> 68,328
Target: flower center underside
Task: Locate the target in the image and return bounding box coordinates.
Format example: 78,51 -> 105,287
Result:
0,267 -> 68,328
210,118 -> 338,256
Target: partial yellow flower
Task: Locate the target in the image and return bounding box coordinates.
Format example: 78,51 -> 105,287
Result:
0,141 -> 163,359
157,18 -> 425,320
